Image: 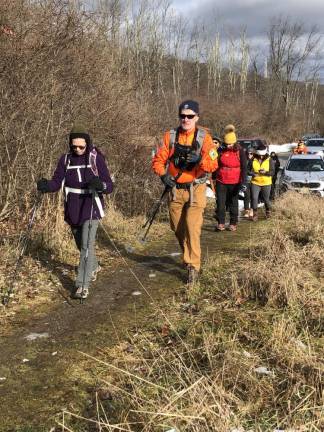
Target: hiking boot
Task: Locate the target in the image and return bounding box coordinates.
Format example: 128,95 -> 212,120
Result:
243,209 -> 250,218
265,210 -> 271,219
216,223 -> 225,231
73,286 -> 89,299
250,211 -> 258,222
187,265 -> 199,286
91,265 -> 101,281
228,224 -> 237,231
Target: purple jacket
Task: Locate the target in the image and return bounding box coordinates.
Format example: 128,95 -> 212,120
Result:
47,147 -> 113,226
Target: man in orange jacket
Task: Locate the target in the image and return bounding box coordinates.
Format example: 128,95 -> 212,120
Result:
293,139 -> 308,154
152,100 -> 218,285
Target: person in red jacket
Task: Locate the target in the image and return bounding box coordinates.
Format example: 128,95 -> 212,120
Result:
215,125 -> 247,231
152,100 -> 218,285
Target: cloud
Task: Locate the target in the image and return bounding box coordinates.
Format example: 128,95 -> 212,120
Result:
171,0 -> 324,37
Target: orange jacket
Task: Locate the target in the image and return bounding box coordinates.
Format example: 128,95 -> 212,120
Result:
152,127 -> 218,183
293,145 -> 308,154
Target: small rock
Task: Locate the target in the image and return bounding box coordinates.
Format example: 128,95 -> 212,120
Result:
148,273 -> 156,278
169,252 -> 181,257
0,377 -> 6,382
254,366 -> 273,376
22,358 -> 30,363
125,245 -> 134,253
132,291 -> 142,296
52,351 -> 58,356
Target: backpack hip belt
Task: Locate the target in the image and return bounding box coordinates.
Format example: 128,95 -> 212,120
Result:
64,187 -> 104,218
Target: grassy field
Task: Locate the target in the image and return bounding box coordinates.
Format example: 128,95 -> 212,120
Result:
62,193 -> 323,432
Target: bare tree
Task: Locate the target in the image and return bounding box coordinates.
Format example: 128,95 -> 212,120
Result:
268,17 -> 321,116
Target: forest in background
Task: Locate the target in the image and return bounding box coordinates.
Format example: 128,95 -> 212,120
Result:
0,0 -> 323,223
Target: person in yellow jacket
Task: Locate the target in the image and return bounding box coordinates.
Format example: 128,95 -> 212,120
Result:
250,145 -> 275,221
152,100 -> 218,285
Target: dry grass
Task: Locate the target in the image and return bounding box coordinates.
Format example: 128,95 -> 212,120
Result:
63,192 -> 323,432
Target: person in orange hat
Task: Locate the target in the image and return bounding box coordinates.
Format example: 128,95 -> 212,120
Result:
152,100 -> 218,285
293,139 -> 308,154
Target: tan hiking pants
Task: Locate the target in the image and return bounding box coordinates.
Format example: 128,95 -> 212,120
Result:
169,183 -> 206,271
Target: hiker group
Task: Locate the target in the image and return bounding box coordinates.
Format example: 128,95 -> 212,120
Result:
36,99 -> 281,298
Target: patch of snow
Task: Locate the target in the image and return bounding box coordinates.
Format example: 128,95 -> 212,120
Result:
132,291 -> 142,296
25,332 -> 49,341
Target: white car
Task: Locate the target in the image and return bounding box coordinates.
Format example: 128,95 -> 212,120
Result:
280,154 -> 324,197
305,138 -> 324,155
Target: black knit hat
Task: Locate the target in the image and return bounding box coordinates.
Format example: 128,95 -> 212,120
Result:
69,123 -> 91,147
178,100 -> 199,115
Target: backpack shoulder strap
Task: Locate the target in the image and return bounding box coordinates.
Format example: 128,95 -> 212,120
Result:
64,153 -> 71,171
195,128 -> 206,153
169,128 -> 178,151
89,148 -> 99,176
62,153 -> 71,194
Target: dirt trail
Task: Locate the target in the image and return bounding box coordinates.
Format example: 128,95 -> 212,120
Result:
0,210 -> 257,431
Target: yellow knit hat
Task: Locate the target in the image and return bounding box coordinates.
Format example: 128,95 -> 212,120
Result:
223,124 -> 237,145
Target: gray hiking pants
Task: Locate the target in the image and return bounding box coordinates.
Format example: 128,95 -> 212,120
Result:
71,220 -> 99,288
251,184 -> 272,211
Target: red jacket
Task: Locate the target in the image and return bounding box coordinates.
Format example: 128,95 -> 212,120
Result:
216,145 -> 246,184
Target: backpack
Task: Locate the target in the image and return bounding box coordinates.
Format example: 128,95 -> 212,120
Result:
169,127 -> 206,171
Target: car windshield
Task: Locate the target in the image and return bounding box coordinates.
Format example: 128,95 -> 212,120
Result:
238,140 -> 259,149
307,140 -> 324,147
238,140 -> 253,147
287,159 -> 324,171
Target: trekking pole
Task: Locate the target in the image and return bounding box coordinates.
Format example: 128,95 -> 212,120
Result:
140,187 -> 169,242
140,172 -> 182,243
2,192 -> 43,306
80,190 -> 95,304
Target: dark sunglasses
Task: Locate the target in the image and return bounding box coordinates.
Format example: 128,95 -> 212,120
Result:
180,114 -> 196,119
72,145 -> 86,150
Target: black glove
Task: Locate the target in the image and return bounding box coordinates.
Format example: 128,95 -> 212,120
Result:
88,177 -> 104,191
160,173 -> 176,189
187,152 -> 201,164
37,178 -> 50,193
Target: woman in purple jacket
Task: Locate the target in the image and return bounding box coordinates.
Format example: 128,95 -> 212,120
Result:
37,124 -> 113,299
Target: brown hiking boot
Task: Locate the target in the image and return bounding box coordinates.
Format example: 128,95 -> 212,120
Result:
243,209 -> 250,218
250,210 -> 258,222
187,265 -> 199,286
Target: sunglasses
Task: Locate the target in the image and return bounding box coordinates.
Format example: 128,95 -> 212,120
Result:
180,114 -> 196,119
72,145 -> 86,150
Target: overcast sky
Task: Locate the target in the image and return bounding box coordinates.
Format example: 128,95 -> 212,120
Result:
171,0 -> 324,37
171,0 -> 324,79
